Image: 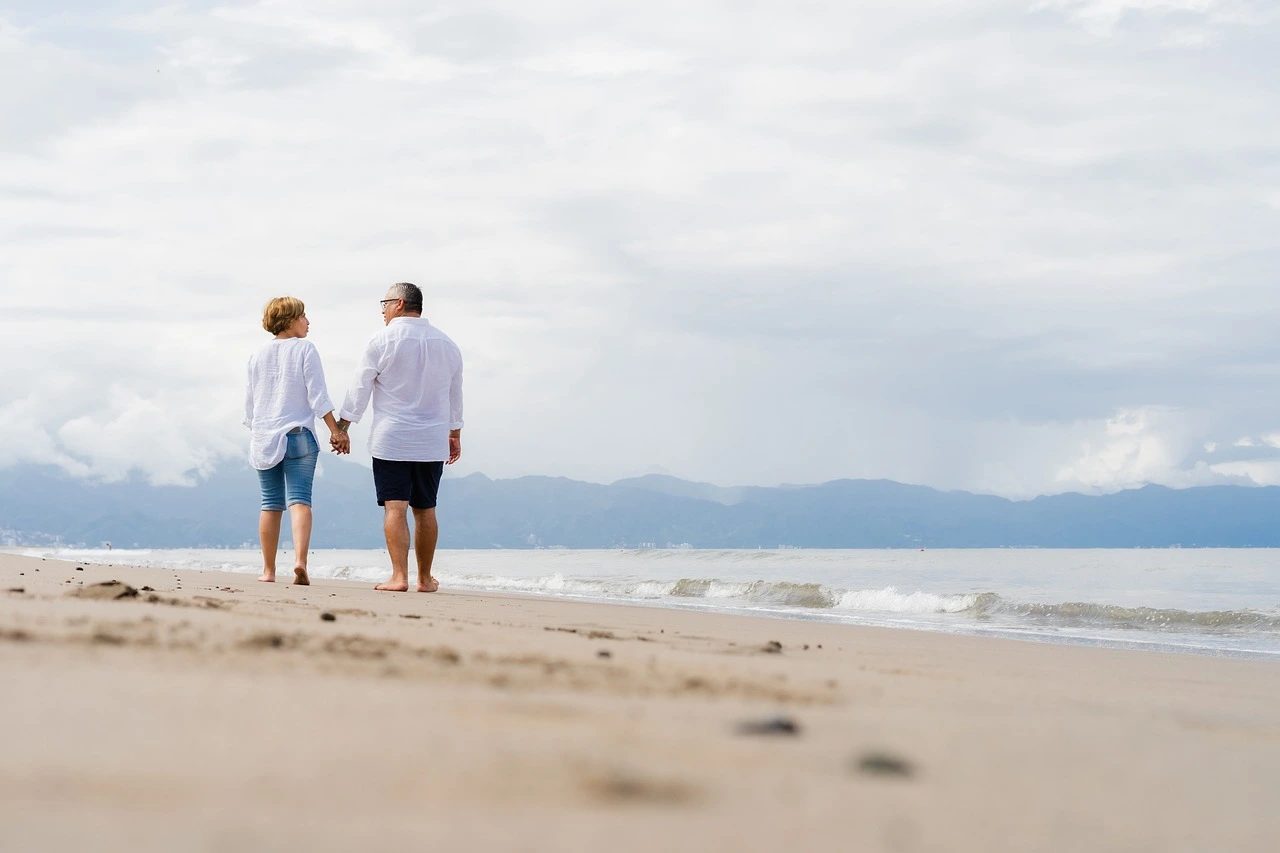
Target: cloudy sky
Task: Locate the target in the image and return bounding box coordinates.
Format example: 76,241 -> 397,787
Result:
1,0 -> 1278,497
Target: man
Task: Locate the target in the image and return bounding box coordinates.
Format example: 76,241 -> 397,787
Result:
337,282 -> 463,592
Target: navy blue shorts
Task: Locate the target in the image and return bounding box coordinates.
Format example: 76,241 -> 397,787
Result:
372,459 -> 444,509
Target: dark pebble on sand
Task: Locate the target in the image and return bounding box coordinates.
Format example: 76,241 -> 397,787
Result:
141,586 -> 154,592
853,752 -> 914,778
75,567 -> 84,571
597,649 -> 612,659
6,587 -> 23,594
761,640 -> 783,654
321,612 -> 336,622
70,581 -> 138,601
736,716 -> 800,737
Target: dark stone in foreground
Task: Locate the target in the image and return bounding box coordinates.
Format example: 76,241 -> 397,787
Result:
70,581 -> 138,601
736,716 -> 800,736
760,640 -> 783,654
854,752 -> 914,778
321,612 -> 336,622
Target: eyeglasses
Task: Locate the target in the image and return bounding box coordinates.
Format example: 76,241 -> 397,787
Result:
379,298 -> 401,310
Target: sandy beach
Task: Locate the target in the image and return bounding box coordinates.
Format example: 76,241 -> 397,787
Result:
2,552 -> 1278,852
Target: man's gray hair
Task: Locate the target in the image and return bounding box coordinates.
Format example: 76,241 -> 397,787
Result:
389,282 -> 423,314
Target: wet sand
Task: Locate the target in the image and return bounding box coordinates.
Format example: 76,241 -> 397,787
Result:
1,552 -> 1278,852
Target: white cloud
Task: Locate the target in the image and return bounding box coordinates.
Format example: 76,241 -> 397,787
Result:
1,1 -> 1278,495
1210,459 -> 1280,486
1037,0 -> 1264,38
1051,407 -> 1227,493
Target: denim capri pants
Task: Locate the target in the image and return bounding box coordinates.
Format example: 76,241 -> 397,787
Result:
258,428 -> 319,511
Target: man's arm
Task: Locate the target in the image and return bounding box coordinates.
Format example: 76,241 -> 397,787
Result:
338,337 -> 382,427
446,354 -> 463,464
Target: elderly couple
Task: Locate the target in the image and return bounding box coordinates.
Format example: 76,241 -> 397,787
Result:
243,282 -> 463,592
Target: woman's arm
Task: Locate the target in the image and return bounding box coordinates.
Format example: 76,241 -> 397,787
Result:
243,357 -> 255,428
321,410 -> 349,454
301,344 -> 347,453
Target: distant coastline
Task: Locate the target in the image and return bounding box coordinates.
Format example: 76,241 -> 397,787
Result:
6,459 -> 1280,549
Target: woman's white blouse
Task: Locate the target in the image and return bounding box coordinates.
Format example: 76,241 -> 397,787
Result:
243,338 -> 334,470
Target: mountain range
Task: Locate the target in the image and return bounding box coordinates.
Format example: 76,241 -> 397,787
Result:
3,459 -> 1280,549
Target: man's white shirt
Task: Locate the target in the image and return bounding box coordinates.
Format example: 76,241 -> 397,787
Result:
339,317 -> 464,462
243,338 -> 334,470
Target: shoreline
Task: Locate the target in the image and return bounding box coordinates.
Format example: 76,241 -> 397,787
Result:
8,546 -> 1278,661
3,551 -> 1280,851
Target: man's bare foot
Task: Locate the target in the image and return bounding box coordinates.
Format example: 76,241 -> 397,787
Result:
258,573 -> 275,583
293,566 -> 309,586
375,579 -> 410,592
417,577 -> 440,593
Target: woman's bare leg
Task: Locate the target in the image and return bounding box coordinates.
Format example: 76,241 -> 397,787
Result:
289,504 -> 312,585
258,510 -> 283,582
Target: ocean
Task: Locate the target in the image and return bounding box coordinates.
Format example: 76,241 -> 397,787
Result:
11,547 -> 1280,659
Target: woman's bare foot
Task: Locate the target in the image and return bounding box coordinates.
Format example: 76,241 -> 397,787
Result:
293,566 -> 309,586
417,577 -> 439,593
258,572 -> 275,583
375,579 -> 410,592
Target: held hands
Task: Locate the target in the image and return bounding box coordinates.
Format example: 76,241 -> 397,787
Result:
330,420 -> 351,455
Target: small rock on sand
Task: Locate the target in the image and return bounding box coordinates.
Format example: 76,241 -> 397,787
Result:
321,612 -> 336,622
760,640 -> 783,654
70,581 -> 138,601
735,716 -> 800,736
597,649 -> 612,659
853,752 -> 914,778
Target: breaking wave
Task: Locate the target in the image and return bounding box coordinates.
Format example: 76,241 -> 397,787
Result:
17,547 -> 1280,643
437,573 -> 1280,636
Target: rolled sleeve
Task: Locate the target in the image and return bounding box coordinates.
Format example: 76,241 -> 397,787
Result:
243,357 -> 255,429
340,336 -> 381,423
448,359 -> 464,430
302,343 -> 334,419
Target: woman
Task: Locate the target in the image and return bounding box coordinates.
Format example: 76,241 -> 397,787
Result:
243,297 -> 349,584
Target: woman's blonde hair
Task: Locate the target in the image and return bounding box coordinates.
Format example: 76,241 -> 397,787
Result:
262,297 -> 305,335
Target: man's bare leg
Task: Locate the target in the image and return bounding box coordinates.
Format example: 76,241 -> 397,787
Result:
258,510 -> 283,582
376,500 -> 411,591
412,507 -> 439,592
288,503 -> 312,585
